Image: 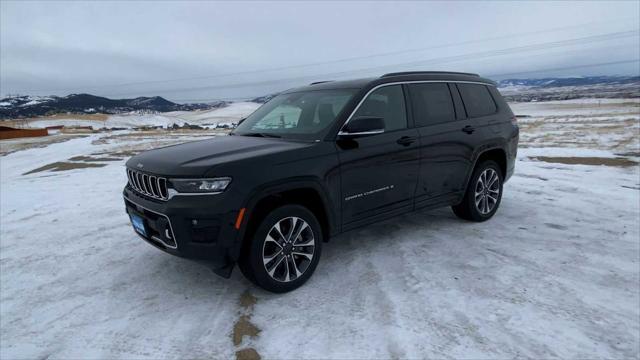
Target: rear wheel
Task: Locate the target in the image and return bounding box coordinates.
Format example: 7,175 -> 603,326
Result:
238,205 -> 322,293
452,160 -> 503,222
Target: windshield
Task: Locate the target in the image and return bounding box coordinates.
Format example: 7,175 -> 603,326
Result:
233,89 -> 357,140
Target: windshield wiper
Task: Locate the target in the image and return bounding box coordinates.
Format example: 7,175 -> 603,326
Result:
241,132 -> 282,138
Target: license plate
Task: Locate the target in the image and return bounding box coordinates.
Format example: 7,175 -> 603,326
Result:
130,213 -> 147,237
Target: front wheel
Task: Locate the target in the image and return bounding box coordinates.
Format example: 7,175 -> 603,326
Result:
452,160 -> 504,222
238,205 -> 322,293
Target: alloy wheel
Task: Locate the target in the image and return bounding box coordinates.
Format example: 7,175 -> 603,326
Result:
262,217 -> 315,282
474,168 -> 500,215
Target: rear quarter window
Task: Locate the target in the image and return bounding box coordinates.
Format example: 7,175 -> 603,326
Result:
457,83 -> 497,118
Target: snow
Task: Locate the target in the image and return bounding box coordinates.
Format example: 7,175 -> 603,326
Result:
496,84 -> 533,93
14,102 -> 262,130
1,99 -> 639,358
19,100 -> 44,107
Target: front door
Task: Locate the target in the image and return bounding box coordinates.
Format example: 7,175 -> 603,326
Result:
337,85 -> 420,228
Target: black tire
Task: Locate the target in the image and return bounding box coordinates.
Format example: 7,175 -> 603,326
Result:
238,205 -> 322,293
452,160 -> 504,222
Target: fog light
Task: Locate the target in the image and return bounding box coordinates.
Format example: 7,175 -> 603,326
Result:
189,219 -> 220,244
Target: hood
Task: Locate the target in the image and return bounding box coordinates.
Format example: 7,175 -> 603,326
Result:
126,135 -> 311,176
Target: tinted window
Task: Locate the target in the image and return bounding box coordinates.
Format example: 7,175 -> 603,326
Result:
408,83 -> 455,127
457,83 -> 497,117
353,85 -> 407,131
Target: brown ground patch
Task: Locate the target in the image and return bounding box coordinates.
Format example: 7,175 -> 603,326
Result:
108,150 -> 139,157
616,151 -> 640,157
0,134 -> 87,156
61,128 -> 96,134
233,315 -> 261,347
92,150 -> 140,157
530,156 -> 638,167
233,291 -> 261,360
239,291 -> 257,309
68,155 -> 122,162
35,113 -> 108,122
1,114 -> 109,127
236,348 -> 261,360
23,161 -> 106,175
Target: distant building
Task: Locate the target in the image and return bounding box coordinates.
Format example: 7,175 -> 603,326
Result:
0,126 -> 48,140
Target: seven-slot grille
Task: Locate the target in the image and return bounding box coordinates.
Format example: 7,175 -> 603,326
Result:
127,169 -> 169,200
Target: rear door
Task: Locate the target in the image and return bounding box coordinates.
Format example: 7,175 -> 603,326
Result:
408,82 -> 477,207
337,85 -> 420,227
456,82 -> 500,135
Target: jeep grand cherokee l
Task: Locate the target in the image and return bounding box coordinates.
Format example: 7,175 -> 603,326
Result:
123,71 -> 519,293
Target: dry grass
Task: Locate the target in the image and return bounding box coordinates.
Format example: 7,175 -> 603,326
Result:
2,113 -> 109,128
60,128 -> 96,134
68,155 -> 123,162
36,113 -> 108,122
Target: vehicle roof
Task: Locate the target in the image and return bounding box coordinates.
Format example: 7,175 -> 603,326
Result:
284,72 -> 496,93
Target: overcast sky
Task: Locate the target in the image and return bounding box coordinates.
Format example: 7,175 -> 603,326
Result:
1,1 -> 639,102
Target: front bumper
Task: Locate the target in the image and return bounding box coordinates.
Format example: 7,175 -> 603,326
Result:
123,186 -> 244,277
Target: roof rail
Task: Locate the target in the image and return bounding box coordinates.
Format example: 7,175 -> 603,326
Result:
381,71 -> 480,78
309,80 -> 334,85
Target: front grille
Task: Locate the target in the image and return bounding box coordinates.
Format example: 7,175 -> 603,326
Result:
127,168 -> 169,200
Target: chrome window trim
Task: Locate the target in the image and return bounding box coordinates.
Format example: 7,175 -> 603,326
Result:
124,194 -> 178,249
337,129 -> 385,136
338,80 -> 496,135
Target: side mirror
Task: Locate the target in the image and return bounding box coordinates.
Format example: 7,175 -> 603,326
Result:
338,116 -> 384,137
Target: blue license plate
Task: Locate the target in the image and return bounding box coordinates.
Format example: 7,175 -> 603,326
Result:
130,213 -> 147,237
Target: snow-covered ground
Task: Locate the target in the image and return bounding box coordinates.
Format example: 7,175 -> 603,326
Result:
1,99 -> 639,358
511,98 -> 639,153
8,102 -> 261,130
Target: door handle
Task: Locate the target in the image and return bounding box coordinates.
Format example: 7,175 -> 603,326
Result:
396,136 -> 417,146
461,125 -> 475,134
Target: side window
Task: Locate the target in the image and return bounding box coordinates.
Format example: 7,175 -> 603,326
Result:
353,85 -> 407,131
408,83 -> 455,127
457,83 -> 497,118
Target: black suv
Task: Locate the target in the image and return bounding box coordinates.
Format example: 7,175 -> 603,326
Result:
123,71 -> 519,292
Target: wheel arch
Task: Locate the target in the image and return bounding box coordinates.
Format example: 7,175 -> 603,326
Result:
239,178 -> 337,247
462,146 -> 507,193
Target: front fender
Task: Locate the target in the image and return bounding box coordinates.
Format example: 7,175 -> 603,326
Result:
228,176 -> 338,264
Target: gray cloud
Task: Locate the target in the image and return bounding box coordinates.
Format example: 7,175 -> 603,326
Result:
1,1 -> 639,102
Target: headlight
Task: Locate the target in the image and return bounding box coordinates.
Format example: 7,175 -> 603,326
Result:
170,177 -> 232,193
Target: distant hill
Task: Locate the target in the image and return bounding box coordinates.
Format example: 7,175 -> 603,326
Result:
497,75 -> 640,89
250,93 -> 280,104
0,94 -> 228,119
496,76 -> 640,102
